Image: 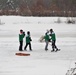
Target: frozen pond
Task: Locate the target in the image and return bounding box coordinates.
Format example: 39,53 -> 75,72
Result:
0,16 -> 76,75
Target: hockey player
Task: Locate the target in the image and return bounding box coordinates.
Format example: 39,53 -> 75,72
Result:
44,33 -> 50,51
19,29 -> 25,51
49,29 -> 59,52
24,31 -> 32,51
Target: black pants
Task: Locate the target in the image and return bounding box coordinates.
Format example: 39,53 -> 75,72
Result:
19,41 -> 23,51
52,40 -> 58,50
24,43 -> 32,50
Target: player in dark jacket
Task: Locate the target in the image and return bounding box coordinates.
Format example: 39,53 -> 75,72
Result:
50,29 -> 59,52
24,31 -> 32,51
19,29 -> 25,51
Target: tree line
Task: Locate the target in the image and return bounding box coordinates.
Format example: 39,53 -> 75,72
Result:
0,0 -> 76,16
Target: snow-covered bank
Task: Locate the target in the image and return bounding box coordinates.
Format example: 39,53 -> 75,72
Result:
0,16 -> 76,75
0,16 -> 76,37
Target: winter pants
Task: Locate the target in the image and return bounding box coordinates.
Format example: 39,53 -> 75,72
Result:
45,41 -> 49,50
24,43 -> 32,50
52,40 -> 58,50
19,41 -> 23,51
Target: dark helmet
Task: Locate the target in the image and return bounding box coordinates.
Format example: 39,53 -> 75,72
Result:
50,29 -> 53,32
27,31 -> 30,35
20,29 -> 23,33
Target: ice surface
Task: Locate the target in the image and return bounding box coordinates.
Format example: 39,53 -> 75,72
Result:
0,16 -> 76,75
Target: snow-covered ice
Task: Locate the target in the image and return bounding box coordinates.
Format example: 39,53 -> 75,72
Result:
0,16 -> 76,75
